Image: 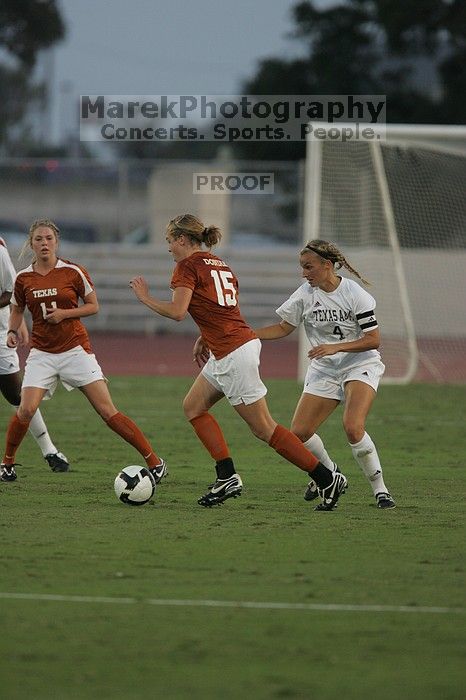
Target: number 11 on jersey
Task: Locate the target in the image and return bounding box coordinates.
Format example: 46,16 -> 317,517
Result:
40,301 -> 57,318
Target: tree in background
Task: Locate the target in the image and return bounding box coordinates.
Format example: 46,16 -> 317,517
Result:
0,0 -> 65,154
238,0 -> 466,160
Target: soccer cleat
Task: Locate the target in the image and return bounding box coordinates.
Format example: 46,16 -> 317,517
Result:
304,463 -> 340,501
0,464 -> 18,482
303,479 -> 319,501
314,470 -> 348,511
198,473 -> 243,507
149,459 -> 167,484
45,452 -> 70,473
376,492 -> 396,509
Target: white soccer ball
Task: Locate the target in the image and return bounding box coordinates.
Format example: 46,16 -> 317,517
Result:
114,465 -> 155,506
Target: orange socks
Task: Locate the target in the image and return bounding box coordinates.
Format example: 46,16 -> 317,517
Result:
106,412 -> 160,468
269,424 -> 319,472
5,412 -> 162,469
189,413 -> 230,461
189,417 -> 319,473
3,414 -> 30,464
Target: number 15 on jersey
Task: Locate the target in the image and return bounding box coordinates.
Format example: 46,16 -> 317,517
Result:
210,270 -> 238,307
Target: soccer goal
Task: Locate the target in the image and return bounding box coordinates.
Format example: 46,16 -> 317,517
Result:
301,124 -> 466,384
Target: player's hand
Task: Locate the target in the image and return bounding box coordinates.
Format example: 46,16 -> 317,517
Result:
193,336 -> 210,367
6,333 -> 18,349
130,276 -> 150,303
16,325 -> 29,346
308,343 -> 340,359
44,307 -> 67,324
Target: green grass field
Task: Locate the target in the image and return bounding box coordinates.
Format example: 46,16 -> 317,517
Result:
0,377 -> 465,699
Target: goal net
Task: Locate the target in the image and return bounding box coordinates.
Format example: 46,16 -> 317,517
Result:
301,124 -> 466,384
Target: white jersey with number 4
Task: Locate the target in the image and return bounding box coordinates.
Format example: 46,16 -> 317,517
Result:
276,276 -> 382,373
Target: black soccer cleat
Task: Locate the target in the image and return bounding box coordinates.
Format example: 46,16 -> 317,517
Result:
376,492 -> 396,509
305,463 -> 340,501
304,479 -> 319,501
198,473 -> 243,507
150,459 -> 168,484
314,470 -> 348,511
45,452 -> 70,472
0,464 -> 18,482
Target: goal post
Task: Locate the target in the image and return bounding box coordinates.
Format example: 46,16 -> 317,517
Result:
301,123 -> 466,384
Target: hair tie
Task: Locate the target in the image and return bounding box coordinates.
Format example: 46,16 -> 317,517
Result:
203,227 -> 208,235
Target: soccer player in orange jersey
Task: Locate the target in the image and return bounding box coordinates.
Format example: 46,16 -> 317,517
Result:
0,219 -> 166,484
0,237 -> 69,474
130,213 -> 348,510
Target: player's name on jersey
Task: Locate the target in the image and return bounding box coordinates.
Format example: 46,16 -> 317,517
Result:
202,258 -> 227,267
32,288 -> 58,298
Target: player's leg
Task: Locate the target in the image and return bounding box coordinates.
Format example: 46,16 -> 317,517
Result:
343,379 -> 395,509
183,373 -> 240,506
1,386 -> 47,481
183,373 -> 230,467
0,371 -> 69,472
0,371 -> 22,406
80,379 -> 166,479
206,338 -> 347,510
59,346 -> 165,480
292,392 -> 339,466
0,350 -> 69,472
291,391 -> 340,500
234,395 -> 329,474
292,365 -> 343,500
234,397 -> 347,510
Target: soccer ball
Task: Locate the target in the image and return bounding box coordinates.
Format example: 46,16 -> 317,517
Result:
114,465 -> 155,506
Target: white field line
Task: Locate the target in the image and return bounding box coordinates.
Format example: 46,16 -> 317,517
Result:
0,592 -> 463,615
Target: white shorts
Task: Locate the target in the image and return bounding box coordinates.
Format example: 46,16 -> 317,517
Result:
303,360 -> 385,402
0,344 -> 20,375
201,338 -> 267,406
22,346 -> 105,400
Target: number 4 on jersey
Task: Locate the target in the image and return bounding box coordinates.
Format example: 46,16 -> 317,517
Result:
211,270 -> 237,307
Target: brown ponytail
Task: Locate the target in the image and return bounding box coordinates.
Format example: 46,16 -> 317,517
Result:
167,214 -> 222,248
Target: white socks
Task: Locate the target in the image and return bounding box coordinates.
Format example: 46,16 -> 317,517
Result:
303,434 -> 335,471
350,432 -> 388,496
26,409 -> 57,457
303,431 -> 390,498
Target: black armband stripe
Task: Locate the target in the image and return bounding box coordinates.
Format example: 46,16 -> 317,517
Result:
356,309 -> 376,320
360,320 -> 378,330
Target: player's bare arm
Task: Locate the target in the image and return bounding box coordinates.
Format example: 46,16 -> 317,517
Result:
44,291 -> 99,325
6,305 -> 25,348
308,328 -> 380,359
130,277 -> 192,321
255,319 -> 297,340
16,318 -> 29,346
192,335 -> 210,367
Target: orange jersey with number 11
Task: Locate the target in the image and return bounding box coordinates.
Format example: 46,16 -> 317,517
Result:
12,259 -> 94,354
171,251 -> 256,359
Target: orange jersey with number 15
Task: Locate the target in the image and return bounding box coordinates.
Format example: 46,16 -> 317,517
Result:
171,251 -> 256,359
11,259 -> 94,354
